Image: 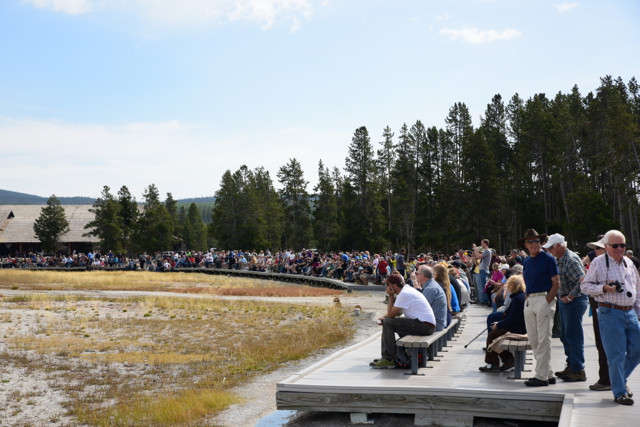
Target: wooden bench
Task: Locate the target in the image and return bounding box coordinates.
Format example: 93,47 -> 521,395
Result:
498,338 -> 531,379
395,317 -> 461,375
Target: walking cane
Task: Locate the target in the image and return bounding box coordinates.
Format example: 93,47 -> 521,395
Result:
464,328 -> 486,348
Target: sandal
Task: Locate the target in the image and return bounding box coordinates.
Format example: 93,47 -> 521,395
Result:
614,394 -> 634,405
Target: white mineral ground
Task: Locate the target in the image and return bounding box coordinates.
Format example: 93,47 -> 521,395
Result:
0,287 -> 389,426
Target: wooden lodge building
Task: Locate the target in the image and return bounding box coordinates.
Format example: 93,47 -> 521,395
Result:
0,205 -> 98,256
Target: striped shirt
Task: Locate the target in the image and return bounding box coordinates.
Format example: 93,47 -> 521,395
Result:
581,253 -> 640,317
556,248 -> 586,298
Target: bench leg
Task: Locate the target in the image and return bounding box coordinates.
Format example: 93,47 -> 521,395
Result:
512,350 -> 524,379
404,348 -> 424,375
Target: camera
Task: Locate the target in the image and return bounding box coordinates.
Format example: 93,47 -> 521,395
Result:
612,280 -> 624,293
611,280 -> 633,298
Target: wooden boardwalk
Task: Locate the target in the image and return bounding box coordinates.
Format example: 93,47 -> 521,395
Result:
277,303 -> 640,426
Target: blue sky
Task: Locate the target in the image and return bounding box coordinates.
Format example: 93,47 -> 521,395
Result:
1,0 -> 638,200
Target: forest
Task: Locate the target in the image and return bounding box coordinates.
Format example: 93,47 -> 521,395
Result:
87,75 -> 640,256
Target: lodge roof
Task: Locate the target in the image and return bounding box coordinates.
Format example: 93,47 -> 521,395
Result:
0,205 -> 99,244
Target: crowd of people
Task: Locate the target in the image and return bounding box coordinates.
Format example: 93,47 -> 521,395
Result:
368,229 -> 640,407
4,229 -> 640,406
472,230 -> 640,406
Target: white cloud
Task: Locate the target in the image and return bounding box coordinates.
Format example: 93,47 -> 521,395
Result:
439,27 -> 522,44
552,2 -> 578,13
23,0 -> 317,31
227,0 -> 313,31
437,14 -> 450,21
24,0 -> 92,15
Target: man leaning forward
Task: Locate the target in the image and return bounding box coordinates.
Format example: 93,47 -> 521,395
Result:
370,273 -> 436,368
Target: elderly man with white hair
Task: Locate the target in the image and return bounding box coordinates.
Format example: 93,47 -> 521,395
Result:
543,233 -> 587,382
581,229 -> 640,405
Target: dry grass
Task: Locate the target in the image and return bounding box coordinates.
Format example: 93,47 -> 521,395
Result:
0,290 -> 354,426
0,270 -> 341,297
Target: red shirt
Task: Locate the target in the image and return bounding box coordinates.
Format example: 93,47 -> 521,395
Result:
378,259 -> 388,274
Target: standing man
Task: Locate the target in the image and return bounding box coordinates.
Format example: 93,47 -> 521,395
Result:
519,229 -> 560,387
396,249 -> 407,279
411,265 -> 447,332
543,234 -> 588,382
370,273 -> 436,368
581,230 -> 640,405
477,239 -> 492,305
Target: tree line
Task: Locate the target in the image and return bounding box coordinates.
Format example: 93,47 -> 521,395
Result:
212,75 -> 640,254
36,75 -> 640,256
34,186 -> 210,255
81,185 -> 208,255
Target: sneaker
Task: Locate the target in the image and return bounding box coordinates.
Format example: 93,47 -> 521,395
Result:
479,364 -> 500,372
614,394 -> 634,405
370,358 -> 396,369
627,385 -> 633,398
525,377 -> 549,387
559,370 -> 586,382
555,365 -> 570,377
589,382 -> 611,391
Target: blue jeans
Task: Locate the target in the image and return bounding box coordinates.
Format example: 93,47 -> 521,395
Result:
476,270 -> 489,304
598,306 -> 640,398
558,294 -> 588,372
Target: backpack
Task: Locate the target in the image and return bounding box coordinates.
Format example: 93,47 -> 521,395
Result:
395,345 -> 422,369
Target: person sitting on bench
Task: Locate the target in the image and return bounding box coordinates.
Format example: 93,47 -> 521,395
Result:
479,275 -> 527,372
370,273 -> 436,369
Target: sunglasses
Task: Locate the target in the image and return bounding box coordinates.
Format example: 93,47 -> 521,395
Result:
527,239 -> 541,244
607,243 -> 626,249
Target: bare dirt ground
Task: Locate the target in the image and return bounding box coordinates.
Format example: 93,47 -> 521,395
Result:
0,287 -> 388,426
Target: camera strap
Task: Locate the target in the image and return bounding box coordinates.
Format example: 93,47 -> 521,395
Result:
604,253 -> 627,269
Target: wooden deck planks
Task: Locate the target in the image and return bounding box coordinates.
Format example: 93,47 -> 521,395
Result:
277,302 -> 640,426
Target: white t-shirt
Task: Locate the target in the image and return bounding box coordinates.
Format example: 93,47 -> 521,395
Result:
394,285 -> 436,325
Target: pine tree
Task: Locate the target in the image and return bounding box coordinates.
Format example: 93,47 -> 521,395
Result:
211,169 -> 244,249
250,167 -> 283,250
278,158 -> 312,249
165,193 -> 179,247
343,126 -> 384,250
313,160 -> 339,250
377,126 -> 395,239
84,186 -> 123,253
117,186 -> 138,256
132,184 -> 173,253
33,195 -> 70,254
186,203 -> 207,250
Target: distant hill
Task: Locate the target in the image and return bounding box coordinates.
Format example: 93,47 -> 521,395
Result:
0,189 -> 215,206
176,197 -> 215,205
0,189 -> 96,205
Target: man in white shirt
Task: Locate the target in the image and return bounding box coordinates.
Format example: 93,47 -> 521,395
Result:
581,229 -> 640,405
370,273 -> 436,369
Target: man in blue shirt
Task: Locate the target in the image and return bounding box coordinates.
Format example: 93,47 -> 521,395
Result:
519,229 -> 560,387
412,265 -> 447,332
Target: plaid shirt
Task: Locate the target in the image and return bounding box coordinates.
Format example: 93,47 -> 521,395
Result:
581,253 -> 640,317
556,248 -> 586,298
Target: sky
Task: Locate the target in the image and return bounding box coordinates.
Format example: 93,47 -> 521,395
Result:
1,0 -> 639,201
